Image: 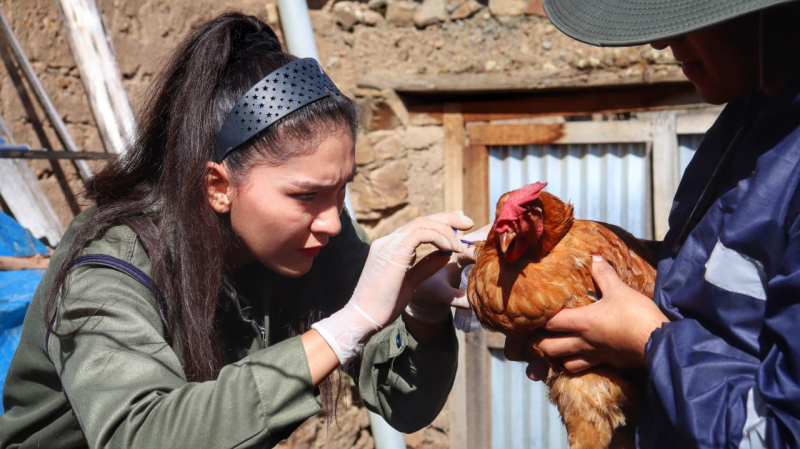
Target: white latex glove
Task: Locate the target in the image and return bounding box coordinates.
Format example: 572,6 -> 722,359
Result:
312,212 -> 474,364
404,223 -> 491,322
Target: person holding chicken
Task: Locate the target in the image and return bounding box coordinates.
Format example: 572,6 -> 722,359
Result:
505,0 -> 800,447
0,13 -> 477,448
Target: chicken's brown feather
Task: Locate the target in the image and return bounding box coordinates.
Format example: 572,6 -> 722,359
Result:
467,188 -> 656,449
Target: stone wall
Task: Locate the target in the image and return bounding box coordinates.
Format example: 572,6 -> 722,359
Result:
0,0 -> 675,235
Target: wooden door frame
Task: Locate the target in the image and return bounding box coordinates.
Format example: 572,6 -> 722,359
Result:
444,101 -> 719,449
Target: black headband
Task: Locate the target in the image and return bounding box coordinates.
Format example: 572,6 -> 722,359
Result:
214,57 -> 341,162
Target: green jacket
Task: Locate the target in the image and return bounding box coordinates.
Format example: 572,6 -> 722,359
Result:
0,208 -> 458,448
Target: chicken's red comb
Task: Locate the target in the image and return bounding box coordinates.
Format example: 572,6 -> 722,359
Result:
496,182 -> 548,226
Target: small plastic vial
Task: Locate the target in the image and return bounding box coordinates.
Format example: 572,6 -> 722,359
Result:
454,264 -> 481,333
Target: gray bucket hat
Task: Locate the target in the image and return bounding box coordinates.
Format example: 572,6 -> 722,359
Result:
543,0 -> 798,47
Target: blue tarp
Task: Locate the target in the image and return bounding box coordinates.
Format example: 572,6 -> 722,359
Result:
0,212 -> 49,414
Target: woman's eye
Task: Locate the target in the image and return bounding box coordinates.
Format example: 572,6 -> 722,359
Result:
292,193 -> 317,202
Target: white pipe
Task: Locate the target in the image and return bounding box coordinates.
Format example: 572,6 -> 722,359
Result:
276,0 -> 319,60
368,410 -> 407,449
276,0 -> 357,216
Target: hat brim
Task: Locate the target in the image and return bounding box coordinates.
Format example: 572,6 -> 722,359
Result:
543,0 -> 797,47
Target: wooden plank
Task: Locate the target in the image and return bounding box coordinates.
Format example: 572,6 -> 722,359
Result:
467,121 -> 653,146
358,68 -> 688,94
0,161 -> 65,246
403,82 -> 704,123
462,145 -> 490,228
0,116 -> 64,246
485,331 -> 506,349
57,0 -> 136,155
0,254 -> 50,270
443,104 -> 468,449
651,111 -> 679,240
443,104 -> 465,212
466,328 -> 492,449
448,331 -> 469,449
676,110 -> 720,135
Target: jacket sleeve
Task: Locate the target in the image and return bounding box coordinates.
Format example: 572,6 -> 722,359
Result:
331,211 -> 459,432
641,222 -> 800,448
50,265 -> 320,449
356,315 -> 458,433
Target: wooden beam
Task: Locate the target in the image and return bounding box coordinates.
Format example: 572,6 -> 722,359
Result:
443,104 -> 465,212
467,121 -> 654,146
358,67 -> 688,94
676,111 -> 720,135
651,111 -> 679,240
443,103 -> 469,449
466,328 -> 492,449
0,116 -> 64,246
57,0 -> 136,155
485,331 -> 506,350
0,254 -> 50,270
404,82 -> 703,123
462,145 -> 490,228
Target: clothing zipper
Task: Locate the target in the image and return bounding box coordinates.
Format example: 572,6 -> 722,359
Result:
255,319 -> 266,346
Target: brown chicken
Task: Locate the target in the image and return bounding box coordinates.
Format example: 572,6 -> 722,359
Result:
467,182 -> 657,449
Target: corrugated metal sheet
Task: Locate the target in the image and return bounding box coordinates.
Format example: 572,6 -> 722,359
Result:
490,349 -> 568,449
488,143 -> 652,239
485,142 -> 652,449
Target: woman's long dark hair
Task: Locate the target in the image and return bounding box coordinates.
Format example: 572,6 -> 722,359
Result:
44,12 -> 360,388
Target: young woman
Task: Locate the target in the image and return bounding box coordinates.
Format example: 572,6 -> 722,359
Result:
507,0 -> 800,447
0,13 -> 475,448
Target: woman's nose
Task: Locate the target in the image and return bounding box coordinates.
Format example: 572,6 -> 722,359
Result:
311,202 -> 342,236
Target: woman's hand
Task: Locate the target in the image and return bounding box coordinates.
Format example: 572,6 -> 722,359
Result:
311,212 -> 474,365
505,255 -> 669,380
405,223 -> 491,323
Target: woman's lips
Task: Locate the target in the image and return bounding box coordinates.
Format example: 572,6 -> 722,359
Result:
299,247 -> 321,257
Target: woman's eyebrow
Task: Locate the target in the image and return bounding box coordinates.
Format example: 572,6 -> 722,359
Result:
290,166 -> 357,190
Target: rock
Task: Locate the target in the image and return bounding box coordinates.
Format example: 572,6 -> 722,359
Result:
526,0 -> 546,17
414,0 -> 448,28
350,160 -> 409,218
367,0 -> 388,10
357,89 -> 409,131
386,1 -> 418,27
333,1 -> 359,31
362,9 -> 384,26
368,205 -> 421,240
449,0 -> 484,20
403,126 -> 444,151
488,0 -> 527,16
355,136 -> 375,166
372,132 -> 403,160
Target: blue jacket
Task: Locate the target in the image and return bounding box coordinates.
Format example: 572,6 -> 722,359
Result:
639,65 -> 800,448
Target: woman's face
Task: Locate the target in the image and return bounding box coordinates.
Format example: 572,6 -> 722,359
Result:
227,128 -> 355,277
651,15 -> 760,105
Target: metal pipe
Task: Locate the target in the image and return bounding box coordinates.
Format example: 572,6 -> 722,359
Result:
0,11 -> 94,183
276,0 -> 320,60
276,4 -> 405,448
276,0 -> 356,215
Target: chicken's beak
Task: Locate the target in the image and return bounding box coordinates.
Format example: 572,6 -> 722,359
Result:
499,231 -> 516,254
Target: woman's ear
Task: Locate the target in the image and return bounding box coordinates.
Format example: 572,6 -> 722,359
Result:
205,161 -> 233,214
